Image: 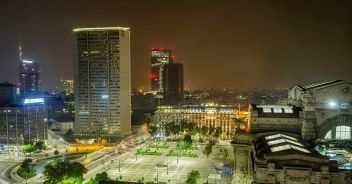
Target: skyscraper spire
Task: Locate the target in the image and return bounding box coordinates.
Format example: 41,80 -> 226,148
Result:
18,42 -> 23,61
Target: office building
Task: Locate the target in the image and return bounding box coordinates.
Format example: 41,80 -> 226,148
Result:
19,59 -> 40,97
162,63 -> 184,105
73,27 -> 131,136
150,48 -> 173,92
60,79 -> 74,96
0,82 -> 17,105
0,97 -> 48,153
131,91 -> 156,112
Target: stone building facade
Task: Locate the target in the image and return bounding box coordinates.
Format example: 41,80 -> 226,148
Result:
288,80 -> 352,141
232,132 -> 347,184
154,103 -> 239,138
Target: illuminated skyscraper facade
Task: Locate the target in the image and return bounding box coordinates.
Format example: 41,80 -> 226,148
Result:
60,79 -> 74,96
19,60 -> 40,97
74,27 -> 131,136
150,48 -> 173,92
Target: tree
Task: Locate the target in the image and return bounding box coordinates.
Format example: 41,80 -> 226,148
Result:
200,126 -> 209,138
170,122 -> 181,137
86,171 -> 110,184
203,141 -> 215,158
57,177 -> 83,184
34,141 -> 46,150
185,170 -> 200,184
214,127 -> 223,139
186,122 -> 197,135
101,138 -> 107,145
208,126 -> 215,139
22,144 -> 35,155
183,134 -> 193,144
21,158 -> 32,169
43,161 -> 87,183
148,125 -> 158,137
63,129 -> 75,143
180,121 -> 187,134
95,171 -> 110,181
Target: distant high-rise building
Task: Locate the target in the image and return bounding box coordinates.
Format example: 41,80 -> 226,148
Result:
162,63 -> 184,104
18,43 -> 40,96
60,79 -> 74,96
150,48 -> 173,92
0,82 -> 17,105
73,27 -> 131,136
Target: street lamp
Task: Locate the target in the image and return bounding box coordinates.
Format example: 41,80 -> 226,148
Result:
101,160 -> 104,172
176,143 -> 179,163
119,159 -> 121,172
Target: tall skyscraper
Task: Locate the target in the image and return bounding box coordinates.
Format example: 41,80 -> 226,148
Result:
162,63 -> 184,104
18,43 -> 41,97
60,79 -> 74,96
150,48 -> 173,92
73,27 -> 131,136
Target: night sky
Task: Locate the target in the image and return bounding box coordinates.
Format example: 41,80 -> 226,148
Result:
1,0 -> 352,91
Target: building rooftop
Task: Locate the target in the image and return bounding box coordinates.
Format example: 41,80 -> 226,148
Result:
295,80 -> 342,91
73,27 -> 130,32
0,82 -> 16,87
251,104 -> 301,118
255,132 -> 329,163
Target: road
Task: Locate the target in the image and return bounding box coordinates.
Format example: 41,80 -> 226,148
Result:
0,161 -> 20,184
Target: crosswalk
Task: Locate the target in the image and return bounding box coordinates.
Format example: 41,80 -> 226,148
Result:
0,179 -> 8,184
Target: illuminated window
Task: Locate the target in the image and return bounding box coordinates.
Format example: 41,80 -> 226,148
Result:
270,144 -> 291,152
267,139 -> 285,145
285,139 -> 304,147
336,126 -> 351,140
273,107 -> 282,113
265,134 -> 281,140
283,108 -> 293,113
291,145 -> 311,153
263,107 -> 272,113
281,134 -> 298,141
325,130 -> 331,139
341,102 -> 348,110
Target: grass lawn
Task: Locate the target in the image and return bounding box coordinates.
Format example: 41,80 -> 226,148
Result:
177,143 -> 197,150
167,151 -> 197,158
147,144 -> 170,149
17,165 -> 37,179
137,149 -> 162,156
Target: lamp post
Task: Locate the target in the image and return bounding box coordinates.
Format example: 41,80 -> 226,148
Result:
166,155 -> 169,175
118,159 -> 121,172
176,143 -> 179,163
101,160 -> 104,172
156,169 -> 159,183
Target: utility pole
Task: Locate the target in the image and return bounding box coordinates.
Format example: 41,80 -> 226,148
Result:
119,159 -> 121,172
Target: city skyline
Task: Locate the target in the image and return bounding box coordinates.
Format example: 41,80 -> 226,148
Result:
1,0 -> 352,91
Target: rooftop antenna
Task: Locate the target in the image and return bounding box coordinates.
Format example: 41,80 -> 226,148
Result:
18,42 -> 23,61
